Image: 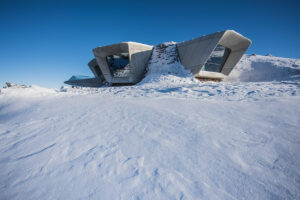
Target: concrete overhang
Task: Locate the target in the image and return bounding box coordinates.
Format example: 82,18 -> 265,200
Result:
93,42 -> 153,84
177,30 -> 251,77
64,60 -> 105,87
64,77 -> 103,87
88,58 -> 105,81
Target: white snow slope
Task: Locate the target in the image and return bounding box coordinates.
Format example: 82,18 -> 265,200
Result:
0,51 -> 300,200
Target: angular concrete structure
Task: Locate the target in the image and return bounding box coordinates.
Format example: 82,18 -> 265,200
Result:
64,76 -> 103,87
177,30 -> 251,80
64,59 -> 105,87
64,30 -> 251,87
88,58 -> 105,81
93,42 -> 153,84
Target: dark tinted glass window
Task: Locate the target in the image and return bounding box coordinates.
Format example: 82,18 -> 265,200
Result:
94,65 -> 102,77
106,53 -> 129,74
202,45 -> 231,72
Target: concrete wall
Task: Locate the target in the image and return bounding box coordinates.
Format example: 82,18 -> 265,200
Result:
93,43 -> 129,83
177,30 -> 251,77
128,42 -> 153,83
88,58 -> 104,81
176,32 -> 224,74
93,42 -> 153,84
219,31 -> 251,75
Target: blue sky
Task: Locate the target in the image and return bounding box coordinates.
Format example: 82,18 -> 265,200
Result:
0,0 -> 299,88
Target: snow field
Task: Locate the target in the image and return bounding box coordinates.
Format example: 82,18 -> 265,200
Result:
0,52 -> 300,199
0,95 -> 299,199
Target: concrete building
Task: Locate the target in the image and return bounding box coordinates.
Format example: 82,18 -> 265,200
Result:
64,30 -> 251,87
93,42 -> 153,84
177,30 -> 251,80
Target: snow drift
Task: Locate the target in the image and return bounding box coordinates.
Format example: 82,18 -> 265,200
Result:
0,53 -> 300,200
227,54 -> 300,82
138,42 -> 195,86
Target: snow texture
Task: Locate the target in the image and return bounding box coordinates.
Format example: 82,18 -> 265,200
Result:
139,42 -> 195,86
226,54 -> 300,82
0,51 -> 300,199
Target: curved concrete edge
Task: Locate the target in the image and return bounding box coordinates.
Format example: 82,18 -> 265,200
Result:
177,30 -> 251,77
219,30 -> 251,75
93,42 -> 153,84
88,58 -> 105,81
127,42 -> 153,83
93,43 -> 129,83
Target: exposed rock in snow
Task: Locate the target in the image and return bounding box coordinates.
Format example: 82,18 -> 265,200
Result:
5,82 -> 28,88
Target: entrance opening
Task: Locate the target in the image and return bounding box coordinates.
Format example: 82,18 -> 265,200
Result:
106,53 -> 130,77
201,45 -> 231,72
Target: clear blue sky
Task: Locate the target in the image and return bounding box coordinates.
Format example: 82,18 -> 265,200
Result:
1,0 -> 299,88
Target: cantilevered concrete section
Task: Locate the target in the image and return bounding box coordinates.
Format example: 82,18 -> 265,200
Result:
93,42 -> 153,84
64,76 -> 103,87
88,58 -> 105,81
64,59 -> 105,87
64,30 -> 251,87
177,30 -> 251,80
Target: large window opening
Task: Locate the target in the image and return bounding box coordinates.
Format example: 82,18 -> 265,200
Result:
106,53 -> 130,77
201,45 -> 231,72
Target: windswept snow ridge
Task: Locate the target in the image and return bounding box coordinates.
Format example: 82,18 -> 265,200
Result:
227,54 -> 300,82
0,54 -> 300,199
139,42 -> 195,85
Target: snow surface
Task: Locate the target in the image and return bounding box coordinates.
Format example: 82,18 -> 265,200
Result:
0,53 -> 300,200
226,54 -> 300,82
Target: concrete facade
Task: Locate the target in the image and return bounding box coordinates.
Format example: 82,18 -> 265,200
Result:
64,30 -> 251,87
93,42 -> 153,84
88,58 -> 104,81
177,30 -> 251,78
